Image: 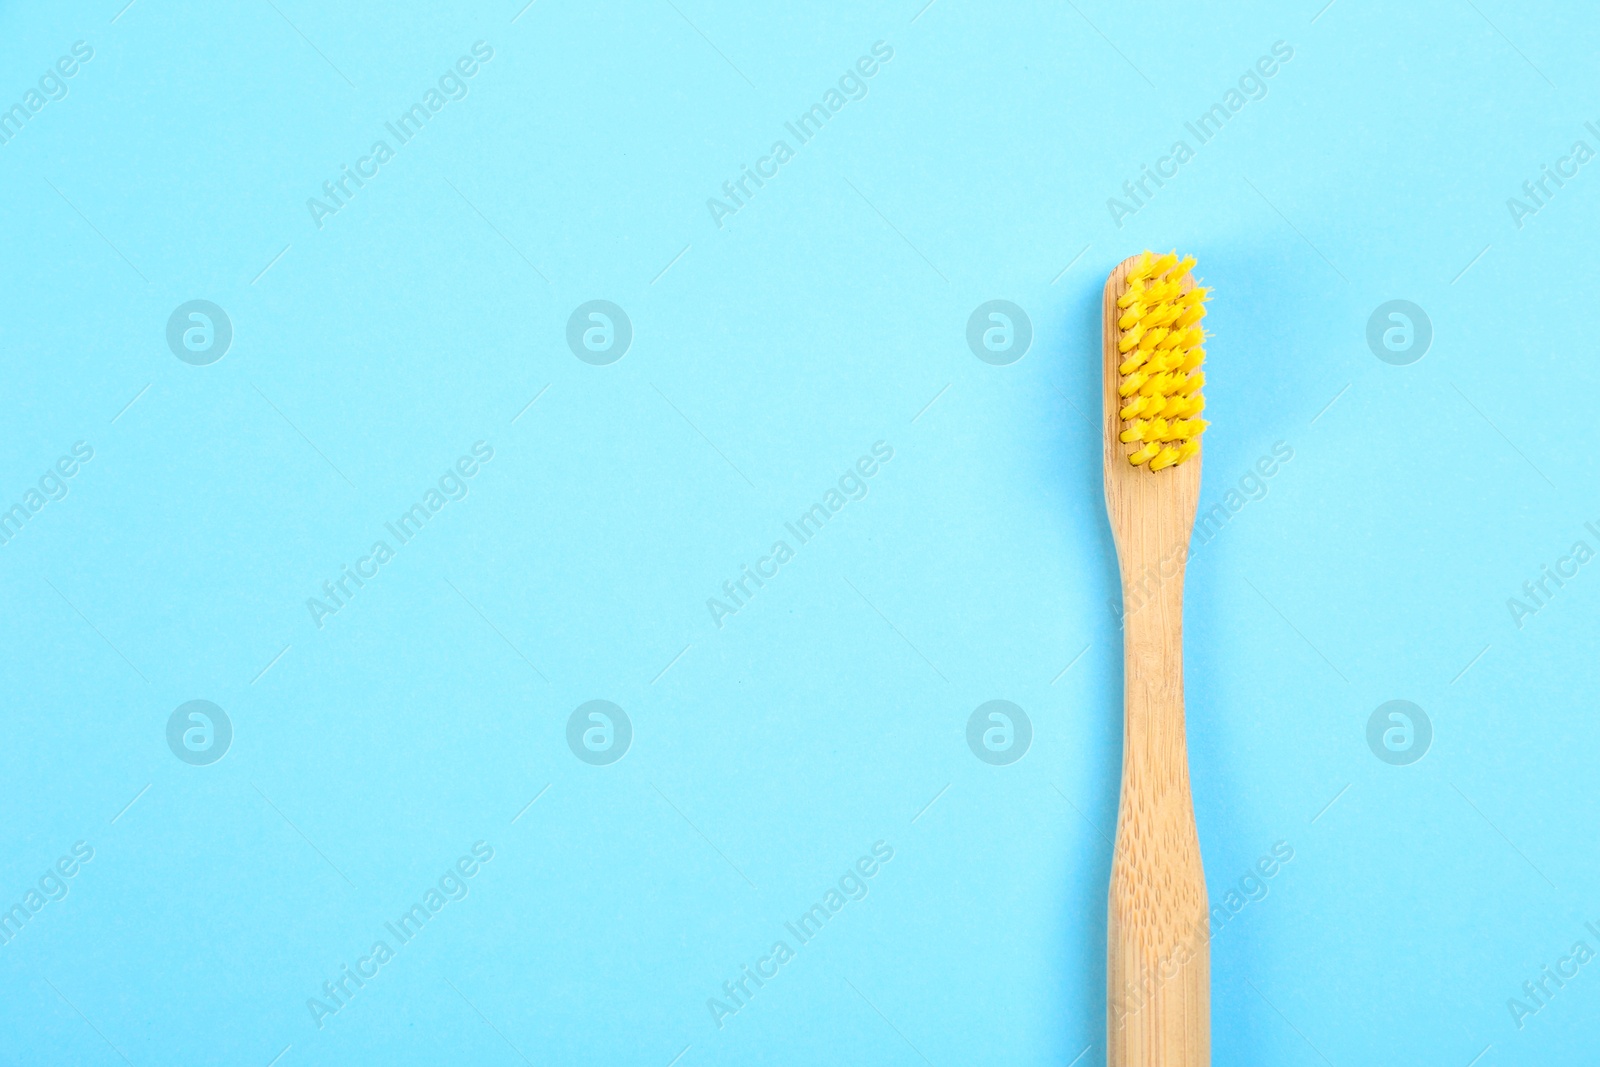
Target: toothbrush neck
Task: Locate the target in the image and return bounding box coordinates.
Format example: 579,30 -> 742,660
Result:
1118,565 -> 1188,744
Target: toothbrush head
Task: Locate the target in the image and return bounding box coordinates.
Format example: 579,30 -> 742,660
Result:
1111,251 -> 1209,471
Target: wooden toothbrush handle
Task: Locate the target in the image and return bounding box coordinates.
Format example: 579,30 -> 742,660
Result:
1107,582 -> 1209,1067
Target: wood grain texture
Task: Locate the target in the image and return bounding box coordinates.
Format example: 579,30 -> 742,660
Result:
1103,254 -> 1210,1067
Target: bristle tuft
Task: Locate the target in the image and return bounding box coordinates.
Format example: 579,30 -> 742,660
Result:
1113,250 -> 1207,470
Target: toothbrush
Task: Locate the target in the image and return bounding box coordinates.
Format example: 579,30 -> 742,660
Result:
1102,251 -> 1211,1067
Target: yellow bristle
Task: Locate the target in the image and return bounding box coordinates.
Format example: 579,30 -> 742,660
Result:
1139,372 -> 1179,397
1148,304 -> 1182,328
1155,327 -> 1189,351
1113,250 -> 1209,470
1148,446 -> 1180,471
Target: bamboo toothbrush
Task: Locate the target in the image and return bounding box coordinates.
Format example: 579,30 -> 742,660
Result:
1102,251 -> 1211,1067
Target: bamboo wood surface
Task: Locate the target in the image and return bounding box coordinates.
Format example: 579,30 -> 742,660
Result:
1102,254 -> 1210,1067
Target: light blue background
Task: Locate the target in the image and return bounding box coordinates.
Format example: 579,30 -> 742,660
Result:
2,0 -> 1597,1063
